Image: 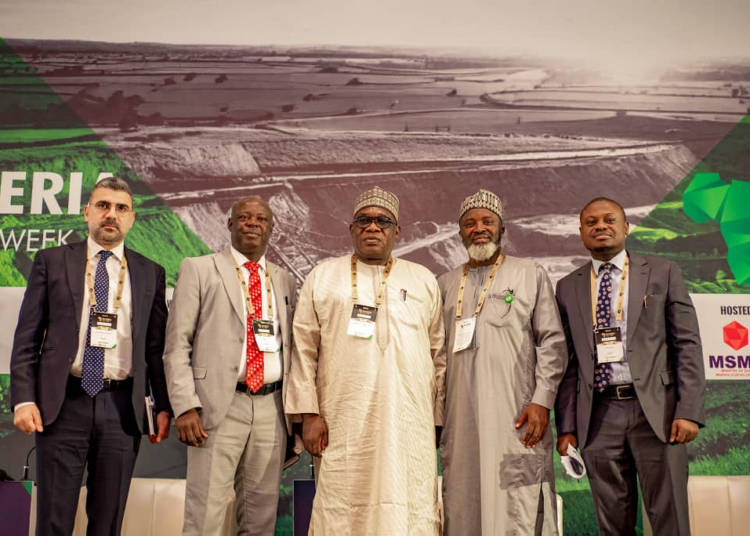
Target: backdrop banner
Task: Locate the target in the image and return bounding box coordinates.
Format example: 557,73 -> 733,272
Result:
1,2 -> 749,533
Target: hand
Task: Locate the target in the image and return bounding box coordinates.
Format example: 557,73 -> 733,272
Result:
669,419 -> 699,444
14,404 -> 44,435
149,411 -> 171,444
302,413 -> 328,457
176,408 -> 208,447
556,433 -> 578,456
515,403 -> 549,448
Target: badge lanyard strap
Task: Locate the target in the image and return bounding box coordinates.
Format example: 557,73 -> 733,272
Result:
590,255 -> 629,329
351,254 -> 394,307
233,257 -> 274,320
455,253 -> 505,320
86,249 -> 127,311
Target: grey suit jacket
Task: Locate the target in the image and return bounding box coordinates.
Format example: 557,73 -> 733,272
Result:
163,248 -> 297,433
554,252 -> 706,447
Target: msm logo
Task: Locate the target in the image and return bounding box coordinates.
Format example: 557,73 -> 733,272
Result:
709,321 -> 750,369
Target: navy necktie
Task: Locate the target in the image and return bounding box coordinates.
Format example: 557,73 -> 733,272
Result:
594,262 -> 614,393
82,250 -> 112,397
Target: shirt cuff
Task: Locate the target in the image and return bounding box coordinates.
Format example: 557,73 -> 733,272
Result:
14,402 -> 36,412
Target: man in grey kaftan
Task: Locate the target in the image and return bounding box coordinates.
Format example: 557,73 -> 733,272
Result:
438,189 -> 568,535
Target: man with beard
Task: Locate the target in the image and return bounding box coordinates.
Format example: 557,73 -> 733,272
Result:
555,198 -> 705,535
163,197 -> 297,535
286,186 -> 446,535
438,189 -> 567,535
10,177 -> 171,535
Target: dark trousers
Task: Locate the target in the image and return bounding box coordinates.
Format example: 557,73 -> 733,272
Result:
35,376 -> 141,536
581,397 -> 690,536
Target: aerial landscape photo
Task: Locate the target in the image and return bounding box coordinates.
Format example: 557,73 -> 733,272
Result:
2,37 -> 749,287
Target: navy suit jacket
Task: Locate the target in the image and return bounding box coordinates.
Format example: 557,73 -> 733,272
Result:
10,240 -> 171,433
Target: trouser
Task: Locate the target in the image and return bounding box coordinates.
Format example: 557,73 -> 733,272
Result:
581,396 -> 690,536
35,376 -> 140,536
183,388 -> 286,536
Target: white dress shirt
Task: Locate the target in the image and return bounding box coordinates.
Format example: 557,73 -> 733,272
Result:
230,247 -> 283,385
70,236 -> 134,380
592,249 -> 633,385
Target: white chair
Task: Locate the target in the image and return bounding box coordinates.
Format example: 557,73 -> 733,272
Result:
642,475 -> 750,536
72,478 -> 235,536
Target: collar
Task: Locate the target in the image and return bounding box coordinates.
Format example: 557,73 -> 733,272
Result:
87,236 -> 125,262
230,246 -> 266,272
591,249 -> 627,275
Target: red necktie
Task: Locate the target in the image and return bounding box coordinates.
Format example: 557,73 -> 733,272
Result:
244,261 -> 264,392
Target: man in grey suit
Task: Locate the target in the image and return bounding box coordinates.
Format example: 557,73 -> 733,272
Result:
555,197 -> 705,536
163,197 -> 297,535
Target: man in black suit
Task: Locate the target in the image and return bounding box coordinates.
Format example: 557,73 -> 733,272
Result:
10,177 -> 172,536
555,197 -> 705,535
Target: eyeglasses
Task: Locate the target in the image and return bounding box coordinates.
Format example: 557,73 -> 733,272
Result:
353,215 -> 395,229
91,201 -> 132,215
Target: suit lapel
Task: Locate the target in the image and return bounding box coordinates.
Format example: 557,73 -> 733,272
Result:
626,252 -> 649,342
126,246 -> 145,341
268,263 -> 288,338
216,248 -> 244,324
65,241 -> 87,329
575,261 -> 595,355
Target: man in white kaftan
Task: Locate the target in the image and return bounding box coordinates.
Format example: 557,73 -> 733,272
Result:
286,187 -> 445,535
438,189 -> 568,535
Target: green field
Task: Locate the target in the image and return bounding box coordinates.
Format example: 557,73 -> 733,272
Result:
0,128 -> 93,144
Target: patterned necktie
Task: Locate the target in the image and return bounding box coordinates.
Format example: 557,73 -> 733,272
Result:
594,262 -> 614,393
244,261 -> 264,392
82,250 -> 112,397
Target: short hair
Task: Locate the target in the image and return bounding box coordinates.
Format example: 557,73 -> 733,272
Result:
230,196 -> 274,224
579,197 -> 626,220
90,177 -> 133,201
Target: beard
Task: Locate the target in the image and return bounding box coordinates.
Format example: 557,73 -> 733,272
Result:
467,241 -> 499,262
92,220 -> 122,245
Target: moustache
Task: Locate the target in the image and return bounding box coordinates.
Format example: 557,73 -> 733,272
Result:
471,232 -> 493,239
100,220 -> 120,230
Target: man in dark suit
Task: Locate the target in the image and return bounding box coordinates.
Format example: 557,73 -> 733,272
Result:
10,177 -> 172,536
555,197 -> 705,536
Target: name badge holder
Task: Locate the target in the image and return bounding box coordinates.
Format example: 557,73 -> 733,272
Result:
85,250 -> 127,350
234,257 -> 279,353
590,256 -> 629,364
595,327 -> 624,364
90,312 -> 119,349
453,253 -> 505,353
347,304 -> 379,339
348,255 -> 393,340
253,319 -> 279,352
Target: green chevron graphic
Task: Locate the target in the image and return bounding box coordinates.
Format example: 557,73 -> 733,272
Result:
629,114 -> 750,292
684,173 -> 750,285
0,36 -> 211,286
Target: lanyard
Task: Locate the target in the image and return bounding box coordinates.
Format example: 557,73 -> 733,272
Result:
86,249 -> 127,311
351,254 -> 393,307
455,253 -> 505,320
590,255 -> 629,328
233,257 -> 274,319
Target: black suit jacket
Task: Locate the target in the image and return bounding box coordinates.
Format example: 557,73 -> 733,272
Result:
10,240 -> 171,433
554,252 -> 706,448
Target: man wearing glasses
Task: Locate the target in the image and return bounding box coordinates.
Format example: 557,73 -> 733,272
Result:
438,189 -> 567,535
286,186 -> 446,535
10,177 -> 172,535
